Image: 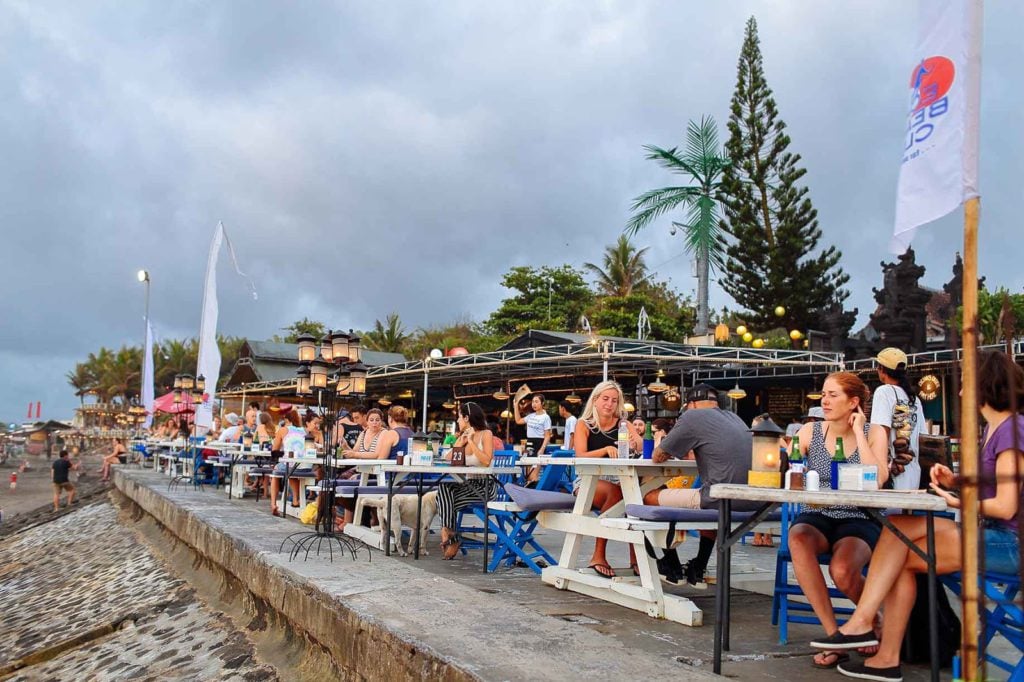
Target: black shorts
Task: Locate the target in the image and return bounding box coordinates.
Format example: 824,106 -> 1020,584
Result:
791,512 -> 882,549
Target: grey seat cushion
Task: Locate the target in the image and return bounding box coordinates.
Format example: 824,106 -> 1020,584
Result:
624,504 -> 782,523
506,484 -> 577,512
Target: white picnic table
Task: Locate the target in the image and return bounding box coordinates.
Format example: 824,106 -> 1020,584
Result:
345,461 -> 521,557
519,456 -> 704,626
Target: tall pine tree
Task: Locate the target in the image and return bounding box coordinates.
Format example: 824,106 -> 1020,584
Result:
719,17 -> 853,338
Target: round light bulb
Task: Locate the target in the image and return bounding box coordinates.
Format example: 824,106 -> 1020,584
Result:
752,338 -> 764,349
774,306 -> 786,317
136,269 -> 149,282
736,325 -> 747,336
742,332 -> 753,343
789,329 -> 802,340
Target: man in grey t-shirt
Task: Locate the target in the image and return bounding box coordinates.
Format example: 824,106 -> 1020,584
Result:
650,386 -> 752,509
648,384 -> 753,585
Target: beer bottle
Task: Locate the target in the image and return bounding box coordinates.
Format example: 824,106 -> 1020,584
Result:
642,421 -> 655,459
830,436 -> 846,490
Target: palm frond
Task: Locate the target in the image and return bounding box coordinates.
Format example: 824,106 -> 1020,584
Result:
625,187 -> 699,235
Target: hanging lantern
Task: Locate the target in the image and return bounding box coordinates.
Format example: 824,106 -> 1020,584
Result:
748,416 -> 786,487
742,332 -> 753,343
500,408 -> 513,419
565,391 -> 582,404
378,395 -> 392,406
493,387 -> 510,400
807,387 -> 823,401
736,325 -> 748,336
727,384 -> 747,400
789,329 -> 803,340
623,402 -> 636,413
752,338 -> 765,349
774,306 -> 786,317
714,323 -> 731,343
180,373 -> 195,391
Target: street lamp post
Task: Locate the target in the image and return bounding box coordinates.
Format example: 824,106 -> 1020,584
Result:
137,269 -> 150,426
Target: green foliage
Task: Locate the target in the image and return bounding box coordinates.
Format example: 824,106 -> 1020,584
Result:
69,334 -> 244,401
584,235 -> 649,297
956,288 -> 1024,344
272,317 -> 327,344
718,16 -> 852,336
361,313 -> 411,353
403,317 -> 508,360
587,280 -> 696,341
485,265 -> 594,336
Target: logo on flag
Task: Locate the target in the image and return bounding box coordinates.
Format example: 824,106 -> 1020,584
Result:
911,57 -> 955,111
904,56 -> 956,162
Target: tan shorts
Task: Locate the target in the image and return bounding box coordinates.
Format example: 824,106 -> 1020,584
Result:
655,487 -> 701,509
53,482 -> 74,493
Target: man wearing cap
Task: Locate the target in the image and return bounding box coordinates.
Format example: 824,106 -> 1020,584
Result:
648,383 -> 755,585
871,347 -> 925,490
218,413 -> 243,442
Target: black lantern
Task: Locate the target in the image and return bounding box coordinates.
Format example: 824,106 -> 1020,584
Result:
296,333 -> 317,363
296,363 -> 311,395
310,357 -> 330,390
180,373 -> 195,391
331,330 -> 351,362
320,331 -> 334,363
196,374 -> 206,393
347,329 -> 361,364
347,361 -> 368,396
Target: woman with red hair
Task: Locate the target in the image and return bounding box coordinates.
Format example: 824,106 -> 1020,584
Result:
788,372 -> 889,669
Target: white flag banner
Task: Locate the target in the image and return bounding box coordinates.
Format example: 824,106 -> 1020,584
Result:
891,0 -> 982,254
142,320 -> 155,428
195,222 -> 258,429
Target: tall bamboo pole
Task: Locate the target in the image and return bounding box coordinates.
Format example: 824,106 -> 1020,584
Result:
960,196 -> 981,679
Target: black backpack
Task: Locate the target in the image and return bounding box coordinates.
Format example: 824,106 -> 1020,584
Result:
900,573 -> 961,667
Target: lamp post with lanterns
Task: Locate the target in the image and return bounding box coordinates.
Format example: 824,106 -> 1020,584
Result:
280,330 -> 369,562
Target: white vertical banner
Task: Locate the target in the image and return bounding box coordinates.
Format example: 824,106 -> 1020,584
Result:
891,0 -> 982,254
142,321 -> 155,428
194,222 -> 258,429
194,225 -> 224,429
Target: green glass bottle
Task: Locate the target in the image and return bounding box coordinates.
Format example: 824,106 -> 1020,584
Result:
830,436 -> 846,490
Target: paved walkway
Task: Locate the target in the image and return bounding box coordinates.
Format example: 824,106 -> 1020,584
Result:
112,467 -> 978,680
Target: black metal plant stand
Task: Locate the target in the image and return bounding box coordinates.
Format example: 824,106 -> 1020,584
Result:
278,342 -> 370,563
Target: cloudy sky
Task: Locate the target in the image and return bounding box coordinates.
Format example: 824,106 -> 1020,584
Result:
2,1 -> 1021,422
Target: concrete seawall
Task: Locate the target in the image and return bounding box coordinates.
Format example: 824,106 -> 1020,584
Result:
114,468 -> 716,681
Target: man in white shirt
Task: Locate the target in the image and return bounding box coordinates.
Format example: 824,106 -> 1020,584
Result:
218,413 -> 243,443
559,400 -> 578,451
515,393 -> 551,455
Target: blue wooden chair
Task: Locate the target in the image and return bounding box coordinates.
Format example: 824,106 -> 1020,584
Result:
770,502 -> 854,644
942,570 -> 1024,680
483,450 -> 573,573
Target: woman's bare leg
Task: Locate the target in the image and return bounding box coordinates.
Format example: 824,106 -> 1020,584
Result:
788,524 -> 837,635
587,481 -> 622,568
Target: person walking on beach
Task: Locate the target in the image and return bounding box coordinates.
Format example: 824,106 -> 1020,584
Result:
52,449 -> 77,511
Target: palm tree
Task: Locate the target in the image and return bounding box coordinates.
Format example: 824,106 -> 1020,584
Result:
625,116 -> 730,335
584,235 -> 649,298
156,338 -> 198,393
363,313 -> 409,353
100,346 -> 142,403
66,363 -> 96,404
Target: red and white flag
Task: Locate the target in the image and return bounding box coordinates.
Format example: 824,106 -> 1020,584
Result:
891,0 -> 982,254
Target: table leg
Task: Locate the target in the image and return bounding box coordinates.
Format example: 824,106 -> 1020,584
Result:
414,473 -> 424,560
714,499 -> 729,675
282,464 -> 291,519
483,477 -> 491,574
722,498 -> 733,651
556,474 -> 598,568
385,473 -> 395,557
926,511 -> 939,682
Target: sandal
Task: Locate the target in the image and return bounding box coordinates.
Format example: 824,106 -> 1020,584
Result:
589,562 -> 616,578
271,507 -> 281,517
441,537 -> 462,560
812,651 -> 850,669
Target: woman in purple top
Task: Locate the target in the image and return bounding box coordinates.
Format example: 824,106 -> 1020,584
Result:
811,350 -> 1024,682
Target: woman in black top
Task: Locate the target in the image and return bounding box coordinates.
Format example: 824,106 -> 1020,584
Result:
571,380 -> 642,578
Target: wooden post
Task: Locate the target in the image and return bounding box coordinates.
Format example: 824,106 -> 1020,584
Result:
960,196 -> 981,679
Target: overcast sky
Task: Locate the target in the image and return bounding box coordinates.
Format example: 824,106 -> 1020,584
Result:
2,1 -> 1021,423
